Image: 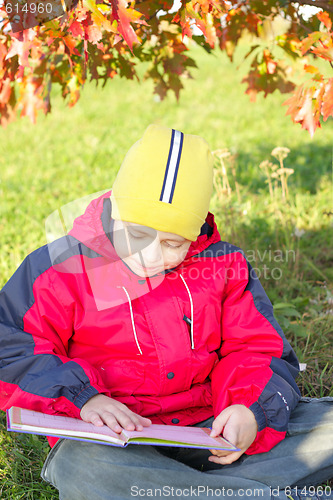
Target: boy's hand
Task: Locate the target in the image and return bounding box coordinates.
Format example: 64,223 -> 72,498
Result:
80,394 -> 152,434
208,404 -> 258,465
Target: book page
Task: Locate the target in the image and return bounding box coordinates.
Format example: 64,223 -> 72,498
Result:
10,408 -> 124,441
123,424 -> 238,450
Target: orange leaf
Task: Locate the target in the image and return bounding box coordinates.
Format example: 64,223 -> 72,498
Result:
18,75 -> 46,124
317,11 -> 332,31
81,13 -> 104,44
311,44 -> 333,62
62,34 -> 81,56
295,90 -> 318,137
0,78 -> 12,103
263,50 -> 277,75
301,32 -> 322,55
322,78 -> 333,122
84,0 -> 115,33
285,86 -> 320,137
304,64 -> 320,74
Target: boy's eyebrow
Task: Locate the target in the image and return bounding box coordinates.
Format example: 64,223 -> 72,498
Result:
124,222 -> 187,242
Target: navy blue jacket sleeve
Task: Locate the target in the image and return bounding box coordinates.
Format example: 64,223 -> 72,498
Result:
0,244 -> 107,417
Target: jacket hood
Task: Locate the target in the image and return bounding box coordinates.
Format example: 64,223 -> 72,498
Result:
68,190 -> 221,266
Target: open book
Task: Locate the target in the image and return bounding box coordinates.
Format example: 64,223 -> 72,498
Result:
7,407 -> 239,451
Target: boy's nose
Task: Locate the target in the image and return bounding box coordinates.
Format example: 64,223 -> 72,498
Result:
140,240 -> 163,266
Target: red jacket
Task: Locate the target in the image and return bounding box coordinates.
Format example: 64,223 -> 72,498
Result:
0,191 -> 300,453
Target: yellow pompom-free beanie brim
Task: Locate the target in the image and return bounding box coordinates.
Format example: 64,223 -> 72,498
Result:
110,124 -> 214,241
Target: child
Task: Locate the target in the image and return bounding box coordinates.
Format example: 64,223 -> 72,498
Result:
0,124 -> 332,500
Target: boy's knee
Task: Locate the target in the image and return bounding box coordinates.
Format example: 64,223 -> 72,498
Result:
43,440 -> 110,491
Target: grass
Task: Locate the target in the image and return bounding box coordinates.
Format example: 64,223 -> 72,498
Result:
0,42 -> 332,498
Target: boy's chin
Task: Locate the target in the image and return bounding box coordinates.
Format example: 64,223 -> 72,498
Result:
125,261 -> 166,277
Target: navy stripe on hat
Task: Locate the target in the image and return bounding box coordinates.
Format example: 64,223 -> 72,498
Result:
160,129 -> 184,204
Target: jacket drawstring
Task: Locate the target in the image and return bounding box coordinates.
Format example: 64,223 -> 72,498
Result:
179,274 -> 194,350
117,286 -> 143,355
118,275 -> 194,354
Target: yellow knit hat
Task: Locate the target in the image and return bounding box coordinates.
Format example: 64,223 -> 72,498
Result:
110,124 -> 214,241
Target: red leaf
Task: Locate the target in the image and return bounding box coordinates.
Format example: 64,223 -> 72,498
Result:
5,30 -> 36,66
111,0 -> 147,52
68,20 -> 84,37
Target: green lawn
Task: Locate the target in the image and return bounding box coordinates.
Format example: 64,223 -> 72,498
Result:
0,43 -> 332,498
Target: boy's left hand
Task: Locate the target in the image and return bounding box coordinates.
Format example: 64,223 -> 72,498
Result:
208,404 -> 258,465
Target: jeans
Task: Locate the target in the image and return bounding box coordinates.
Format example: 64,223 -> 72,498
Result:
41,397 -> 333,500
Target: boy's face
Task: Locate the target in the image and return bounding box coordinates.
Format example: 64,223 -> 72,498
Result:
113,219 -> 192,277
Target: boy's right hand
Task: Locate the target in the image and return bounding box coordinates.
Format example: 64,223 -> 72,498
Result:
80,394 -> 152,434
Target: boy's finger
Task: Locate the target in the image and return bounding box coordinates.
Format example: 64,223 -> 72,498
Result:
208,450 -> 243,465
210,411 -> 229,437
99,412 -> 123,433
126,411 -> 152,430
137,415 -> 152,426
81,410 -> 104,427
111,408 -> 147,431
208,449 -> 232,457
90,416 -> 104,427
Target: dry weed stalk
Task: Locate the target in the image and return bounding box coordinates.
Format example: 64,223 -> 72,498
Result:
213,149 -> 240,202
271,147 -> 293,199
259,160 -> 275,199
260,147 -> 294,200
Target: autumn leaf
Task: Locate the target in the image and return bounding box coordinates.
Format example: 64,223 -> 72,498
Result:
111,0 -> 147,52
84,0 -> 115,33
17,75 -> 47,123
284,85 -> 319,137
62,33 -> 81,56
263,50 -> 277,75
301,32 -> 323,55
0,77 -> 12,102
322,78 -> 333,122
64,73 -> 81,106
5,29 -> 37,66
173,9 -> 193,40
317,11 -> 332,31
304,64 -> 320,74
311,41 -> 333,62
68,20 -> 85,37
